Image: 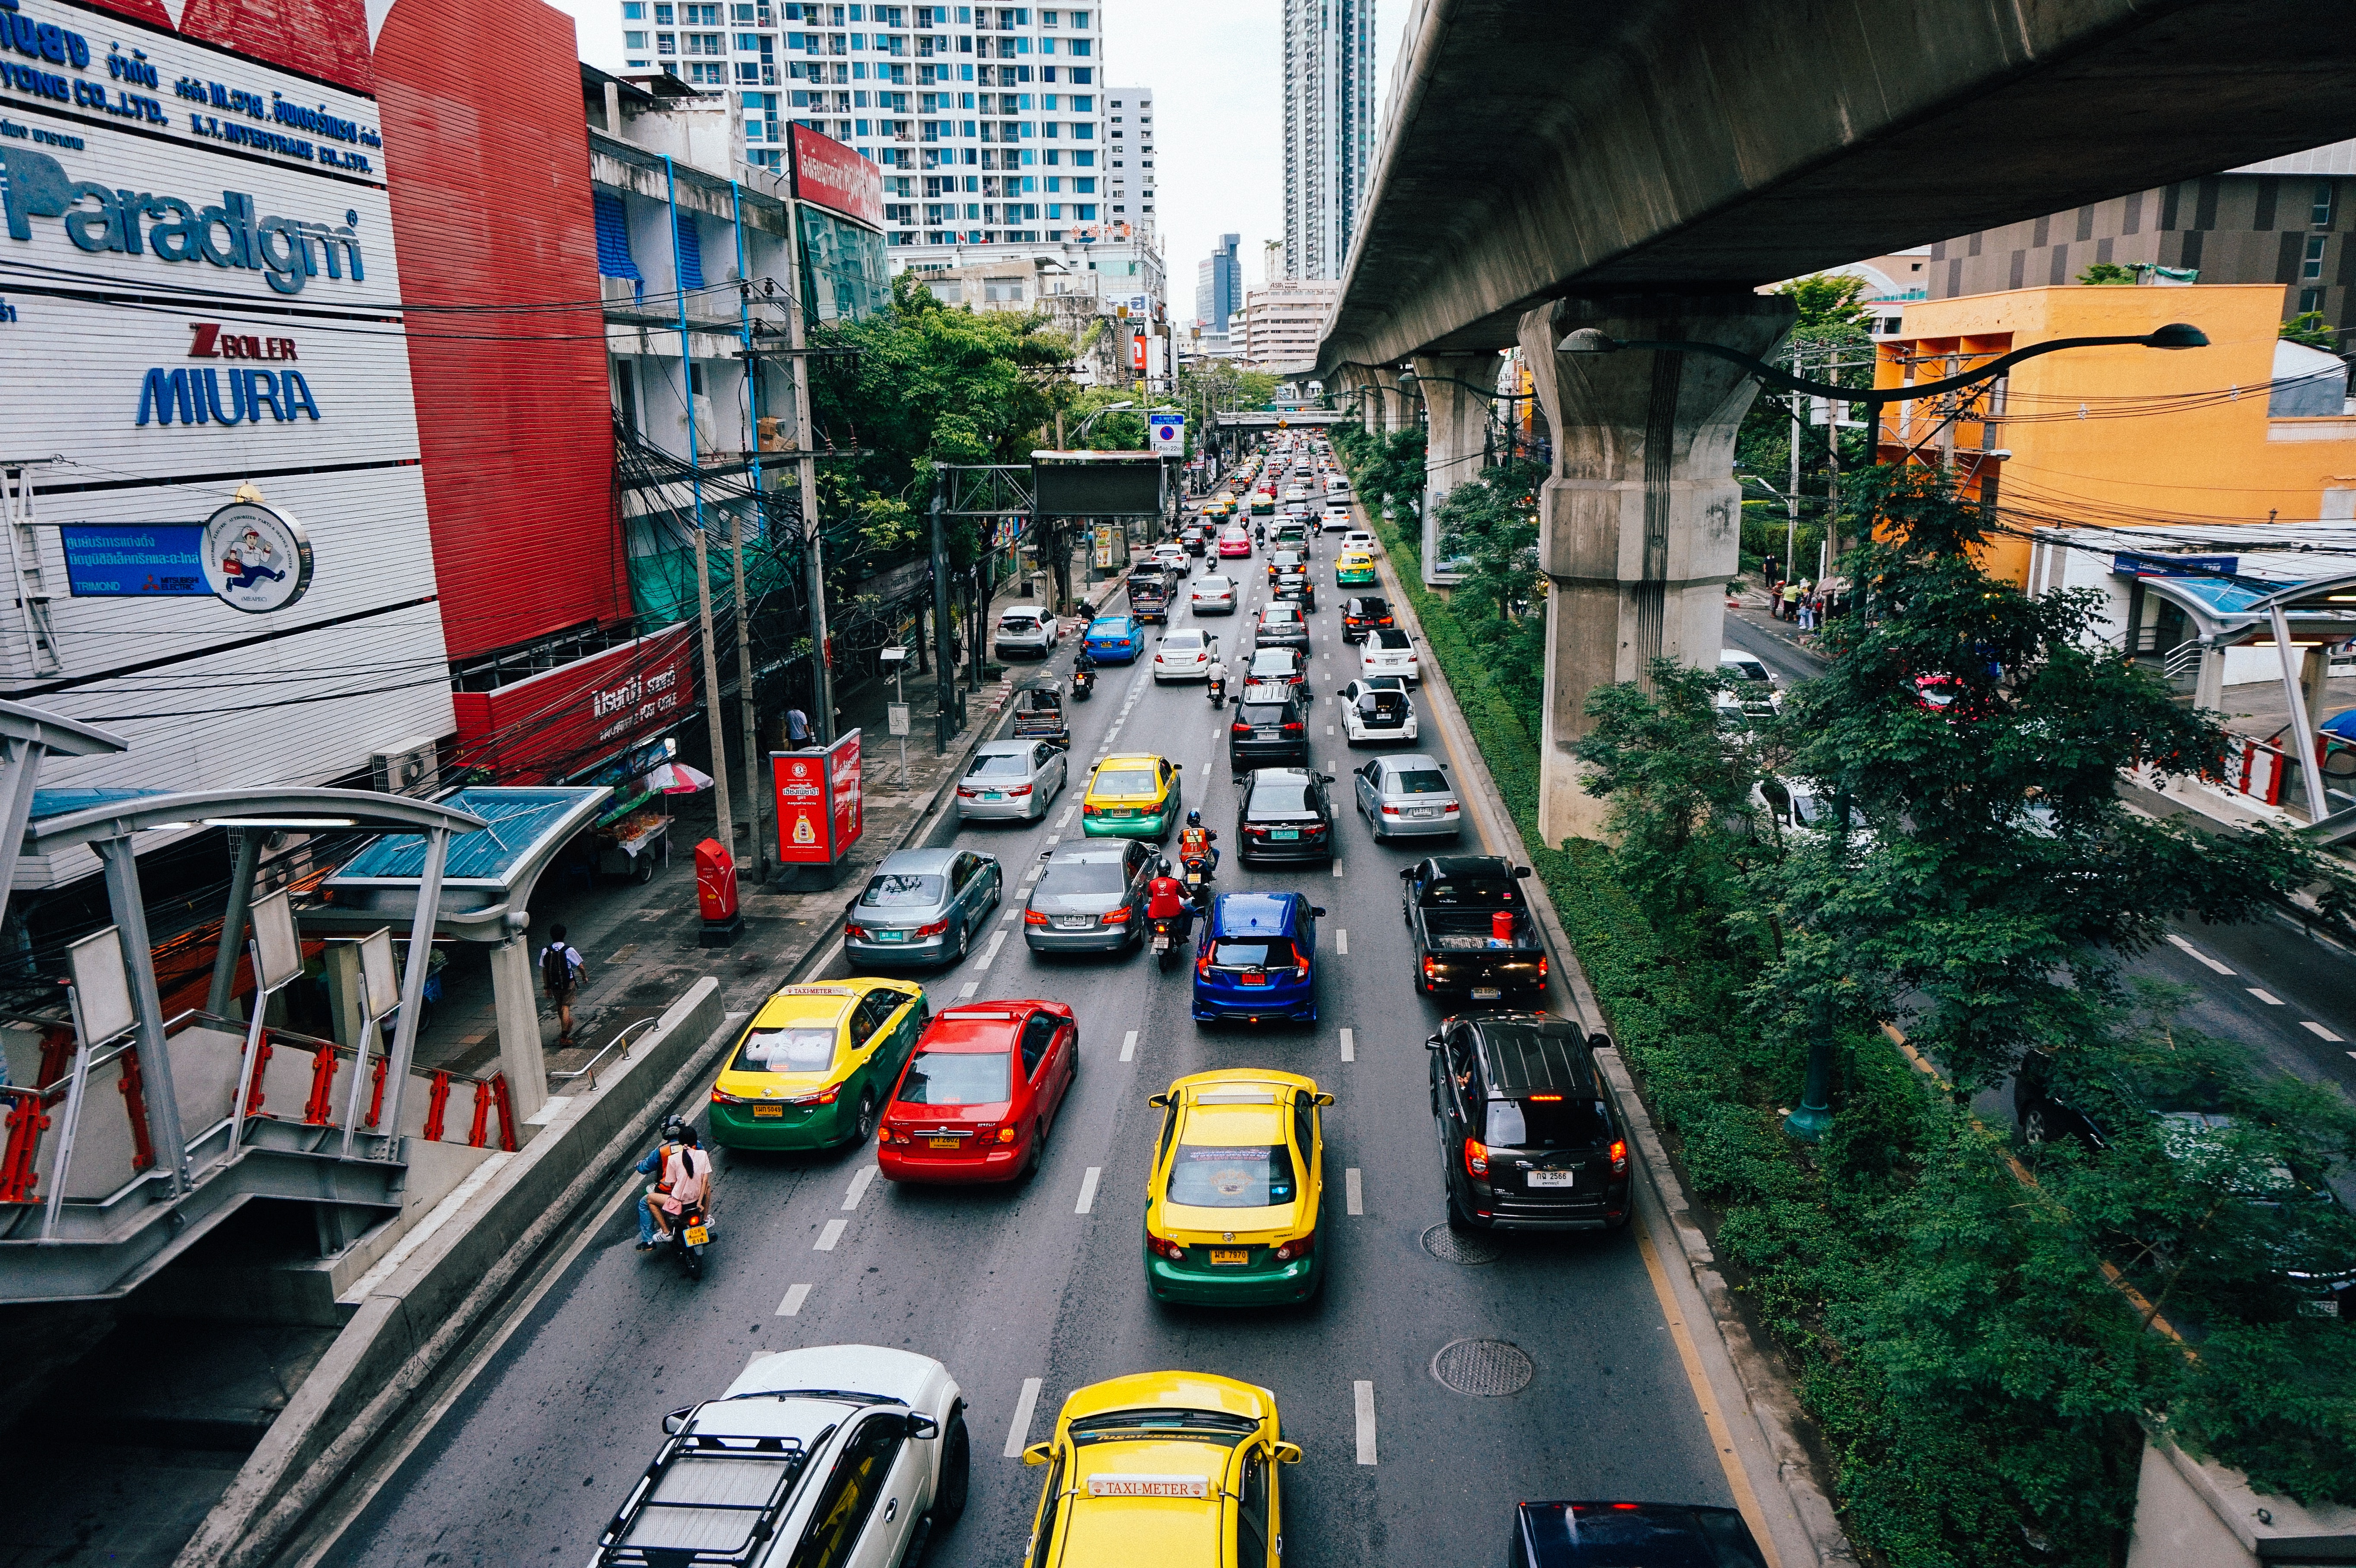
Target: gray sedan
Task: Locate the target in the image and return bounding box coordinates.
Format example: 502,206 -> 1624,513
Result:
845,847 -> 1004,967
1024,839 -> 1164,956
1352,753 -> 1464,842
956,738 -> 1069,822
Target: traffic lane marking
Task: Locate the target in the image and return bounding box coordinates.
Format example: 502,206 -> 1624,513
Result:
1075,1166 -> 1102,1214
1004,1376 -> 1045,1457
1121,1030 -> 1137,1062
814,1218 -> 847,1251
1345,1167 -> 1363,1215
776,1283 -> 811,1316
2166,933 -> 2235,975
842,1165 -> 878,1211
1340,1027 -> 1355,1062
1353,1380 -> 1377,1465
2304,1020 -> 2345,1042
975,930 -> 1009,970
1336,928 -> 1348,954
2249,988 -> 2284,1005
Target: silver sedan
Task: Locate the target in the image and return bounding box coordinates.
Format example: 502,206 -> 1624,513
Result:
844,846 -> 1004,967
1350,752 -> 1464,841
1191,575 -> 1238,614
955,739 -> 1069,822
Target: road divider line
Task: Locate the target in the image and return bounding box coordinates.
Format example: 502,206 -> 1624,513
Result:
959,982 -> 979,999
2249,988 -> 2283,1005
843,1165 -> 879,1211
975,930 -> 1009,971
2165,933 -> 2236,975
1121,1030 -> 1137,1062
1331,861 -> 1344,877
1001,909 -> 1019,925
776,1283 -> 811,1317
1057,806 -> 1076,828
1352,1381 -> 1377,1465
1004,1377 -> 1045,1458
1346,1168 -> 1363,1215
1075,1167 -> 1102,1214
1336,929 -> 1349,955
1340,1027 -> 1355,1062
2303,1020 -> 2345,1041
1045,833 -> 1060,846
814,1218 -> 847,1251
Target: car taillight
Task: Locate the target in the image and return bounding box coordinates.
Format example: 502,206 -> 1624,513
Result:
1463,1137 -> 1489,1178
957,787 -> 978,799
1010,784 -> 1032,796
916,919 -> 949,938
1146,1230 -> 1188,1262
1610,1139 -> 1628,1174
1538,955 -> 1549,980
1443,803 -> 1460,815
711,1087 -> 746,1104
1102,905 -> 1134,926
1197,948 -> 1213,978
1423,955 -> 1439,980
1382,804 -> 1401,815
996,1125 -> 1017,1144
1273,1230 -> 1314,1262
1232,721 -> 1250,734
1024,908 -> 1049,926
1282,722 -> 1304,733
1246,824 -> 1269,836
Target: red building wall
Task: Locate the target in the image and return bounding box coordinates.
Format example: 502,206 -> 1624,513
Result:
371,0 -> 630,662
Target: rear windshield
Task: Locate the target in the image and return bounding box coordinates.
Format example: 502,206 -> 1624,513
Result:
1371,629 -> 1411,650
1211,939 -> 1299,970
1238,702 -> 1292,725
1357,692 -> 1406,715
861,873 -> 944,907
1349,599 -> 1389,617
734,1026 -> 837,1075
896,1051 -> 1012,1106
1248,781 -> 1314,813
1251,653 -> 1298,674
1163,631 -> 1204,649
1089,620 -> 1131,637
1395,770 -> 1449,794
1167,1144 -> 1298,1208
1039,860 -> 1129,895
967,752 -> 1029,778
1483,1095 -> 1613,1149
1422,871 -> 1520,906
1094,767 -> 1157,797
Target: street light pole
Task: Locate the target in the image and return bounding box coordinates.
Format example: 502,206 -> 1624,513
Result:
930,468 -> 956,752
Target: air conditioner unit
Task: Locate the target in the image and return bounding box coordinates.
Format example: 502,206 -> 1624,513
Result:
370,736 -> 440,795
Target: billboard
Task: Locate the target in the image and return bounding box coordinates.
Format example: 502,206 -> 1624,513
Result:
773,731 -> 864,865
1036,462 -> 1164,518
792,123 -> 884,228
450,624 -> 695,784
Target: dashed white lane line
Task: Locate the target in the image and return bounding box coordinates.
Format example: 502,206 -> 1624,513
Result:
959,981 -> 980,999
975,930 -> 1009,970
2303,1020 -> 2345,1042
1023,865 -> 1044,885
814,1218 -> 847,1251
1001,908 -> 1020,925
1045,833 -> 1060,846
1345,1168 -> 1363,1215
1075,1167 -> 1102,1214
776,1283 -> 811,1317
2249,988 -> 2284,1005
843,1165 -> 879,1211
1340,1027 -> 1355,1062
1336,929 -> 1349,955
1331,861 -> 1344,877
1004,1377 -> 1045,1458
1353,1381 -> 1378,1465
1057,805 -> 1076,828
1121,1030 -> 1138,1062
2166,933 -> 2235,975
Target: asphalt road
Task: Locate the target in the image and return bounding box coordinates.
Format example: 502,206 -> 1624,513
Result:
318,534 -> 1732,1567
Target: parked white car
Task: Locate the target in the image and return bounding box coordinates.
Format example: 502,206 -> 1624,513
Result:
1358,626 -> 1420,683
1153,628 -> 1217,683
1719,648 -> 1781,708
593,1344 -> 968,1568
992,604 -> 1059,658
1191,574 -> 1238,614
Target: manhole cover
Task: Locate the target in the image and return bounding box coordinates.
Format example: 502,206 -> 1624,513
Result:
1431,1338 -> 1534,1397
1420,1223 -> 1502,1265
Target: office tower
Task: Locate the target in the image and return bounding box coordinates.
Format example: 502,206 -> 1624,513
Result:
1281,0 -> 1375,280
1196,232 -> 1241,331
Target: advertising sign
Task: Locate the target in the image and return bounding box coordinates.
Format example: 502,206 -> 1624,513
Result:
202,499 -> 313,613
1130,332 -> 1147,373
60,525 -> 209,597
450,624 -> 694,784
2112,552 -> 2240,579
1148,413 -> 1184,455
773,730 -> 865,865
790,123 -> 884,228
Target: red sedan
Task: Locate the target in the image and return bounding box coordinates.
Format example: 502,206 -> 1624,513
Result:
1217,525 -> 1254,557
877,999 -> 1077,1183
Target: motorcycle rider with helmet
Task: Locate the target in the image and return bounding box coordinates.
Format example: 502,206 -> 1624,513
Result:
1177,810 -> 1219,881
635,1115 -> 715,1251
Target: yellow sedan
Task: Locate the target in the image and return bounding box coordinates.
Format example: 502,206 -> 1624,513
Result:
1021,1371 -> 1299,1568
1081,752 -> 1184,843
1143,1070 -> 1330,1306
706,980 -> 928,1151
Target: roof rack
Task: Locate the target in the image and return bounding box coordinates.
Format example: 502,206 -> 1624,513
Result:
595,1429 -> 816,1567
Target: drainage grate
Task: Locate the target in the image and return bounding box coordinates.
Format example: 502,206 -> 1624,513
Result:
1431,1338 -> 1534,1397
1420,1223 -> 1502,1265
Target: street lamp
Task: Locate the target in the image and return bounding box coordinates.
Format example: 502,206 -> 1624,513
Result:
1075,399 -> 1135,446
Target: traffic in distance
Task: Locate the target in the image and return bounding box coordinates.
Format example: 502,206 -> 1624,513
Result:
568,431 -> 1759,1568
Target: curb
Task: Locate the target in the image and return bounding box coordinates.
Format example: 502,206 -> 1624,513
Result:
1360,504 -> 1855,1568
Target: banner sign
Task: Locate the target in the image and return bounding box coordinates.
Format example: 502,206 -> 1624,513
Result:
450,623 -> 694,784
791,123 -> 884,228
60,524 -> 208,596
773,730 -> 864,865
2112,552 -> 2240,579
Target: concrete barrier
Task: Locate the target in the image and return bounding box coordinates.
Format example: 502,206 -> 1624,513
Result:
174,977 -> 735,1568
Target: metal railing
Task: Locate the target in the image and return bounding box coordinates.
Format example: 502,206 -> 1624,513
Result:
2164,638 -> 2204,682
549,1015 -> 662,1093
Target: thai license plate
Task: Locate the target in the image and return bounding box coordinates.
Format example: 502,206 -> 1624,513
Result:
1471,986 -> 1503,1000
1528,1170 -> 1574,1189
1270,828 -> 1300,841
1410,807 -> 1438,818
984,791 -> 1004,801
928,1138 -> 960,1150
876,929 -> 906,942
751,1105 -> 784,1118
1210,1248 -> 1249,1266
1057,916 -> 1092,929
1241,972 -> 1269,986
1255,728 -> 1276,739
684,1225 -> 710,1245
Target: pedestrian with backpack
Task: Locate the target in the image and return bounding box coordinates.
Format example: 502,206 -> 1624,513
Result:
542,924 -> 586,1047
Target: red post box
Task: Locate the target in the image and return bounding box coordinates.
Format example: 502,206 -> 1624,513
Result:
696,838 -> 744,946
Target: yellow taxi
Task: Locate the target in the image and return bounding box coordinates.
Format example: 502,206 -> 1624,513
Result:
706,980 -> 928,1151
1021,1372 -> 1299,1567
1333,549 -> 1377,587
1143,1071 -> 1330,1306
1210,491 -> 1237,517
1081,752 -> 1184,843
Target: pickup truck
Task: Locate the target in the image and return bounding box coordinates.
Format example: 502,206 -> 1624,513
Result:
1400,855 -> 1549,1000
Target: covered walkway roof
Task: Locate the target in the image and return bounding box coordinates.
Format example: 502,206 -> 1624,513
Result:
2119,565 -> 2356,645
315,786 -> 611,941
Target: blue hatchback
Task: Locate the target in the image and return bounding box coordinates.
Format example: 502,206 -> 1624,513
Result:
1084,614 -> 1146,663
1192,891 -> 1325,1025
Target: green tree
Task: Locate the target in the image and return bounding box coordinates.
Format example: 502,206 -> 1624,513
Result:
1574,659 -> 1756,923
1736,278 -> 1878,551
2077,261 -> 2139,285
1776,271 -> 1876,331
2282,310 -> 2339,350
1432,457 -> 1543,620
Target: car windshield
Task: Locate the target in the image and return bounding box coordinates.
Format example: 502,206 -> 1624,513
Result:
1349,599 -> 1388,617
1068,1408 -> 1259,1442
1251,652 -> 1298,675
1210,938 -> 1299,969
1263,608 -> 1302,625
1371,629 -> 1410,650
1163,631 -> 1204,650
1094,767 -> 1158,797
1249,781 -> 1315,814
1197,578 -> 1231,592
1393,769 -> 1449,794
733,1025 -> 838,1074
1167,1143 -> 1299,1208
967,752 -> 1030,779
861,873 -> 945,907
1038,860 -> 1130,895
896,1051 -> 1011,1106
1089,620 -> 1130,638
1422,872 -> 1520,906
999,613 -> 1038,629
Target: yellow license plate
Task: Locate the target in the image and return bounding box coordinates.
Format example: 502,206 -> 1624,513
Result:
684,1225 -> 709,1245
751,1106 -> 784,1119
1210,1248 -> 1249,1266
928,1138 -> 960,1149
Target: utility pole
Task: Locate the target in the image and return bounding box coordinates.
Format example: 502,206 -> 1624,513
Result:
1786,343 -> 1802,592
692,528 -> 737,858
930,468 -> 957,750
728,509 -> 766,882
785,256 -> 833,746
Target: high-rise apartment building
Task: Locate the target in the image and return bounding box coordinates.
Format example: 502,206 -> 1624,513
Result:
617,3 -> 1115,258
1107,86 -> 1157,235
1281,0 -> 1376,280
1196,232 -> 1242,332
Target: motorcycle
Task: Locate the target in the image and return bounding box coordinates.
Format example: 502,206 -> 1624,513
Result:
1206,673 -> 1226,709
667,1200 -> 712,1280
1149,915 -> 1184,972
1072,665 -> 1096,701
1180,852 -> 1213,890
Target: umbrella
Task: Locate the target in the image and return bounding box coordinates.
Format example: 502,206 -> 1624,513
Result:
644,762 -> 714,794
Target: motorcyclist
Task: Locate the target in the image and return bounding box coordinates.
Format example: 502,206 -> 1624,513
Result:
1072,644 -> 1098,694
1177,810 -> 1220,880
635,1115 -> 714,1250
1206,651 -> 1229,705
1145,864 -> 1199,940
1253,520 -> 1266,547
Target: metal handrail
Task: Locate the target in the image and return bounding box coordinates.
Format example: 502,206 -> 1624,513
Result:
551,1016 -> 662,1092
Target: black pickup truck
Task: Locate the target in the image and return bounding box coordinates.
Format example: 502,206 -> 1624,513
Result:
1400,856 -> 1548,999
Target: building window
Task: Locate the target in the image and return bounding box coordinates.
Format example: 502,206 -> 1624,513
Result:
684,3 -> 719,20
624,0 -> 646,14
2316,182 -> 2338,230
2305,233 -> 2329,281
626,29 -> 648,46
2301,287 -> 2327,316
658,32 -> 676,52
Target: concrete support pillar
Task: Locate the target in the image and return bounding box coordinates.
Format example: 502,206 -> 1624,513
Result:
1520,292 -> 1794,844
1414,352 -> 1498,582
2194,644 -> 2226,712
489,933 -> 548,1121
1369,364 -> 1411,436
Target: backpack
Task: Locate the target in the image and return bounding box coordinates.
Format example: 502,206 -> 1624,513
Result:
542,943 -> 576,993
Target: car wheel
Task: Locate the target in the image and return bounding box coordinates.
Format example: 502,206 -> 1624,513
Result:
948,920 -> 968,965
1446,1188 -> 1479,1232
933,1408 -> 972,1530
2023,1104 -> 2051,1146
851,1088 -> 879,1146
1022,1121 -> 1045,1178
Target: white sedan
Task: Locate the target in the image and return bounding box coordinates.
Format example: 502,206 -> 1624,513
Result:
1153,628 -> 1216,683
1191,575 -> 1238,614
1320,507 -> 1353,532
1340,529 -> 1376,553
1358,626 -> 1420,683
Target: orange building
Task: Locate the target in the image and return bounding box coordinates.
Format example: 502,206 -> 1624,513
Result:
1876,285 -> 2356,585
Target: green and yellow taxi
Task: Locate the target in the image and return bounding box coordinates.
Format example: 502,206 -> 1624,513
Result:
1143,1070 -> 1331,1306
706,980 -> 928,1151
1081,752 -> 1184,843
1021,1372 -> 1298,1568
1333,549 -> 1378,587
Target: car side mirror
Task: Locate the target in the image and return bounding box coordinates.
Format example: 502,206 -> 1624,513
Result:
1148,1092 -> 1171,1109
662,1405 -> 697,1436
1319,774 -> 1334,785
1314,1092 -> 1335,1106
1273,1441 -> 1304,1466
1588,1031 -> 1614,1054
1022,1440 -> 1053,1467
1513,866 -> 1532,878
1425,1034 -> 1443,1051
904,1412 -> 940,1439
1398,866 -> 1414,880
1039,850 -> 1053,861
1309,906 -> 1326,917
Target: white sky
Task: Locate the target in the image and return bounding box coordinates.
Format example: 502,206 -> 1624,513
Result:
543,0 -> 1408,315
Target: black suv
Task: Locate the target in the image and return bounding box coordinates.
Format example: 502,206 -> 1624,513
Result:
1430,1014 -> 1629,1231
1340,596 -> 1393,643
1237,766 -> 1337,864
1272,568 -> 1316,611
1228,685 -> 1312,768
